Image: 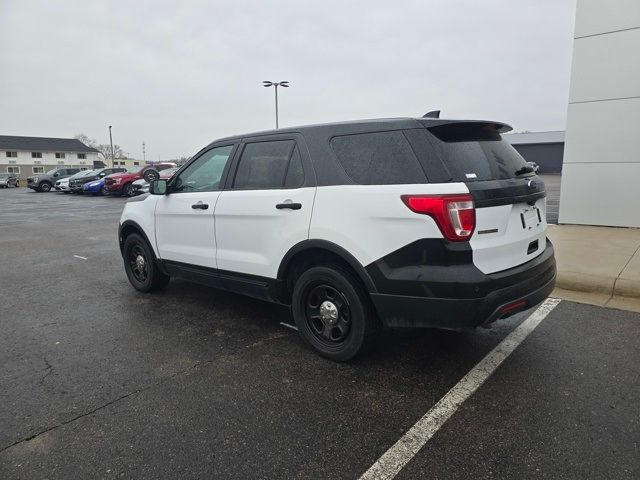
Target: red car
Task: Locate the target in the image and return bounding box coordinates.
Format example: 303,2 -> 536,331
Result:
104,163 -> 177,196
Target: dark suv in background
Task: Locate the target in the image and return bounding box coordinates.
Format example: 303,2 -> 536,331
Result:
27,168 -> 81,192
69,167 -> 127,193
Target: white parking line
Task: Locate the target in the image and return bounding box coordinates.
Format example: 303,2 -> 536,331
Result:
73,255 -> 88,260
279,322 -> 299,331
359,297 -> 562,480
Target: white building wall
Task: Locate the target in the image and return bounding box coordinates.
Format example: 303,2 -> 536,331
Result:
559,0 -> 640,228
0,150 -> 100,177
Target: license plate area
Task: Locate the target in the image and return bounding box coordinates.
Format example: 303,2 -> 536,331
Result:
520,205 -> 542,230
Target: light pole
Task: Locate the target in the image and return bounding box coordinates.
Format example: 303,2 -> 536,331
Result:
108,125 -> 115,168
262,81 -> 290,128
142,141 -> 146,162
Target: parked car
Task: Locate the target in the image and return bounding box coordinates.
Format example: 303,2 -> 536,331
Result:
118,117 -> 556,361
54,177 -> 70,192
82,178 -> 106,195
55,170 -> 93,193
70,167 -> 127,193
104,163 -> 176,197
27,168 -> 81,192
0,173 -> 19,188
132,167 -> 179,195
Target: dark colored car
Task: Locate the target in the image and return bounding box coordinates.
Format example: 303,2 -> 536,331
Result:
0,173 -> 19,188
104,163 -> 176,197
27,168 -> 81,192
69,167 -> 127,193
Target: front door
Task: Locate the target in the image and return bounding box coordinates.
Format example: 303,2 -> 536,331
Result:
155,144 -> 235,270
214,138 -> 315,284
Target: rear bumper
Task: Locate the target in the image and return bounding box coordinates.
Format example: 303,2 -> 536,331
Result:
370,240 -> 556,329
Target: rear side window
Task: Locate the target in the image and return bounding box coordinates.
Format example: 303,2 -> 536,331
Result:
422,122 -> 529,181
330,131 -> 427,185
234,140 -> 300,189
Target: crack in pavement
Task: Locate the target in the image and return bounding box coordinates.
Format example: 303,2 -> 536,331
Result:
39,356 -> 53,386
0,329 -> 293,454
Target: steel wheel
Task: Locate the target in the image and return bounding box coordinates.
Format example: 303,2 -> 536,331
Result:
304,284 -> 351,344
128,244 -> 148,283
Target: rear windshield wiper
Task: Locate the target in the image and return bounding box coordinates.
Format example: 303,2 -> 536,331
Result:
515,165 -> 534,176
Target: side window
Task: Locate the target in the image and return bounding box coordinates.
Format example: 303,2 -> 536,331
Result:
233,140 -> 297,190
330,131 -> 427,185
284,146 -> 304,188
173,145 -> 234,193
157,164 -> 172,171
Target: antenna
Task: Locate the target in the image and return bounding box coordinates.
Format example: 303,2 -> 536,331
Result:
422,110 -> 440,118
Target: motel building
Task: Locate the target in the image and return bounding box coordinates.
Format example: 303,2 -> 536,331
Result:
0,135 -> 101,182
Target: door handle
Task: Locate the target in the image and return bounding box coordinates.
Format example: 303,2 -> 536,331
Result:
276,202 -> 302,210
192,202 -> 209,210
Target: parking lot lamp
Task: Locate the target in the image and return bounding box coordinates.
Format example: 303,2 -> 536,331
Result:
109,125 -> 115,168
262,81 -> 290,129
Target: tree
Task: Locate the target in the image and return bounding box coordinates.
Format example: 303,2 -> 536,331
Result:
74,133 -> 127,161
95,143 -> 128,160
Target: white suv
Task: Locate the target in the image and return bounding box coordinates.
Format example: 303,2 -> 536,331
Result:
118,118 -> 556,361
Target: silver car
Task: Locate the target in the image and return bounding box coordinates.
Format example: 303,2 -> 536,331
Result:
0,173 -> 19,188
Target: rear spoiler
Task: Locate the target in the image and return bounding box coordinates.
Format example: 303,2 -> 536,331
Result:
419,119 -> 513,134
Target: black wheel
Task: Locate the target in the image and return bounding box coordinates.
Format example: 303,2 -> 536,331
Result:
39,182 -> 52,192
122,183 -> 134,197
123,233 -> 170,292
292,265 -> 379,361
100,185 -> 108,196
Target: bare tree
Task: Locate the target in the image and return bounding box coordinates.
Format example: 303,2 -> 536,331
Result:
75,133 -> 128,161
74,133 -> 97,149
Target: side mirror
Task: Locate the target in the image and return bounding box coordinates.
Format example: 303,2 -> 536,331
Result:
149,179 -> 168,195
143,168 -> 160,182
53,172 -> 59,177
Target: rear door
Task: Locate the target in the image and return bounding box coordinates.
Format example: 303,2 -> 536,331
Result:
415,121 -> 547,274
154,144 -> 235,270
214,135 -> 315,284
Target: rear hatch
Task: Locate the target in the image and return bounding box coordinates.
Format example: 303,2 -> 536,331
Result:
416,120 -> 547,274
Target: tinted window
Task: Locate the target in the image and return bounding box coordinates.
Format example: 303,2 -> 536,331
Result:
234,140 -> 294,189
174,145 -> 233,192
330,131 -> 427,185
284,146 -> 304,188
423,123 -> 530,181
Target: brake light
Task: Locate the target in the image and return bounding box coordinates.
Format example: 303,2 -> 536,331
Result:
401,194 -> 476,241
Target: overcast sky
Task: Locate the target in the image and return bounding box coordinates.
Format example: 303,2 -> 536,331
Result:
0,0 -> 576,160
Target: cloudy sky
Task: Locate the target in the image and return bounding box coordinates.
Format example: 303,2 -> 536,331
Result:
0,0 -> 576,160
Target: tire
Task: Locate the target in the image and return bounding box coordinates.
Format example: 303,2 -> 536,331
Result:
122,183 -> 134,197
100,185 -> 107,196
63,191 -> 70,194
123,233 -> 170,292
39,182 -> 52,192
291,265 -> 379,361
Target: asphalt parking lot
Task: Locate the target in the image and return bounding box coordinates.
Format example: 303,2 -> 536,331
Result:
1,188 -> 638,479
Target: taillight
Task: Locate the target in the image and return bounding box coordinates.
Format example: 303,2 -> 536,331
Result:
401,194 -> 476,241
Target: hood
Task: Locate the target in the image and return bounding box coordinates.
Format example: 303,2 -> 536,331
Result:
86,179 -> 104,187
106,171 -> 135,179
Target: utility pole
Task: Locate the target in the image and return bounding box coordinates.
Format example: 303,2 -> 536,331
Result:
262,81 -> 290,128
142,141 -> 146,162
108,125 -> 115,168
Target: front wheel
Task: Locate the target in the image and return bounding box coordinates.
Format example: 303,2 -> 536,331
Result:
100,185 -> 108,196
123,233 -> 170,292
122,183 -> 134,197
39,182 -> 52,192
292,265 -> 379,361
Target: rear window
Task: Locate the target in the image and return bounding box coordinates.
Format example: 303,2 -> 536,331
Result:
422,122 -> 529,181
330,131 -> 427,185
